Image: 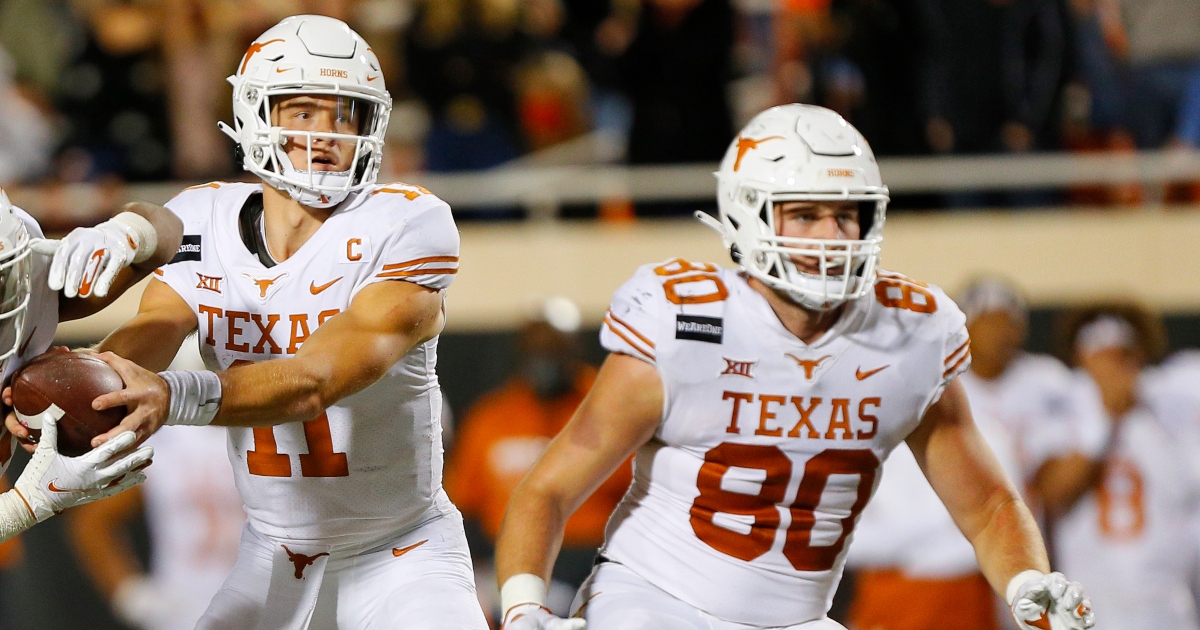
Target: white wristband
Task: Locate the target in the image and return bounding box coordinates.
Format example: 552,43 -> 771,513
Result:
111,211 -> 158,264
1006,569 -> 1047,605
500,573 -> 548,616
0,489 -> 37,542
158,370 -> 222,426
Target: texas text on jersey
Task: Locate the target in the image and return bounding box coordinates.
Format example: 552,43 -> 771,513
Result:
156,179 -> 458,546
596,259 -> 969,626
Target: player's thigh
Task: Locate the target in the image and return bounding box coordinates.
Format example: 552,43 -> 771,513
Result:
195,525 -> 275,630
571,561 -> 709,630
340,517 -> 488,629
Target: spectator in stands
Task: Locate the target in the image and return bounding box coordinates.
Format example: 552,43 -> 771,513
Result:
846,277 -> 1081,630
444,298 -> 632,623
1110,0 -> 1200,149
0,47 -> 53,185
405,0 -> 525,170
514,50 -> 592,151
1039,304 -> 1200,628
615,0 -> 734,164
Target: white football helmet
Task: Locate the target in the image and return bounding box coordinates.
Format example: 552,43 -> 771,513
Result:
701,104 -> 889,311
0,189 -> 32,364
219,15 -> 392,208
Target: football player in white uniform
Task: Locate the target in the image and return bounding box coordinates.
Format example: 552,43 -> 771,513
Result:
1040,307 -> 1200,629
492,105 -> 1095,630
22,15 -> 488,630
0,185 -> 183,542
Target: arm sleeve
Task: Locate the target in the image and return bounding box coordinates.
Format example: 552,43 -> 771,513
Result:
599,267 -> 661,364
361,198 -> 460,292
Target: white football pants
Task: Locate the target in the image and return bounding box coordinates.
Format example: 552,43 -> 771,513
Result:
572,560 -> 848,630
196,512 -> 488,630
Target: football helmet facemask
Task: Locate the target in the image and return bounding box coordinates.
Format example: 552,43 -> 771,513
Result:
0,189 -> 33,365
220,15 -> 392,209
702,104 -> 889,311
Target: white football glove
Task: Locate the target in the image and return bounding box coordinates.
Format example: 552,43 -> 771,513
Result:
1008,570 -> 1095,630
15,415 -> 152,521
501,604 -> 586,630
33,211 -> 157,298
113,575 -> 187,630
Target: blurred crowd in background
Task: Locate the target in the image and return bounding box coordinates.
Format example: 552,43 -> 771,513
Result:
0,0 -> 1199,211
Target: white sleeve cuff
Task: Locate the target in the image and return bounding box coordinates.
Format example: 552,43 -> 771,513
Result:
500,573 -> 548,616
1006,569 -> 1046,605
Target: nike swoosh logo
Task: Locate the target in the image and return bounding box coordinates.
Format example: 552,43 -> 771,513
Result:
275,66 -> 295,73
47,479 -> 88,493
367,74 -> 380,82
392,539 -> 428,558
310,277 -> 342,295
855,365 -> 890,380
126,235 -> 138,250
1028,612 -> 1052,630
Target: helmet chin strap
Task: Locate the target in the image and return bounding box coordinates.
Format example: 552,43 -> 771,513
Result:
270,145 -> 352,208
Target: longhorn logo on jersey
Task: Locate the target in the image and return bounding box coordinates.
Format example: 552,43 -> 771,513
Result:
242,272 -> 290,301
786,354 -> 832,380
281,545 -> 328,579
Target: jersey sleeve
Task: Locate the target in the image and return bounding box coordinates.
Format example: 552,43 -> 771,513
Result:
939,292 -> 972,388
155,183 -> 221,301
600,265 -> 662,364
362,197 -> 459,291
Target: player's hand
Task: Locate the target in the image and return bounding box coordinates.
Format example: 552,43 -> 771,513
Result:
14,415 -> 152,522
33,215 -> 144,299
5,409 -> 37,454
1009,571 -> 1095,630
501,604 -> 586,630
89,352 -> 170,447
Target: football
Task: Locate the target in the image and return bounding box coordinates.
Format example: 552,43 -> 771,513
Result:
11,350 -> 127,457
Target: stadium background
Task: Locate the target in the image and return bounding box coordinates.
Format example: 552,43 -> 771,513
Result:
0,0 -> 1197,627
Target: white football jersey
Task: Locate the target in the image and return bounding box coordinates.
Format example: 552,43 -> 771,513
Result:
157,181 -> 459,547
1052,374 -> 1200,630
847,353 -> 1079,578
597,260 -> 970,627
141,426 -> 244,630
0,208 -> 61,477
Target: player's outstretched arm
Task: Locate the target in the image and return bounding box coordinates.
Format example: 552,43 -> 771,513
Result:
43,201 -> 184,321
87,279 -> 444,445
907,378 -> 1094,629
493,352 -> 662,630
0,416 -> 151,542
97,278 -> 198,372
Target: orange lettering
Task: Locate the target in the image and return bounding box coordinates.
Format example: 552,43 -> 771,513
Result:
226,311 -> 251,353
722,391 -> 753,434
756,395 -> 785,437
347,238 -> 362,261
857,398 -> 880,439
288,314 -> 311,354
199,305 -> 222,346
250,313 -> 282,354
788,397 -> 822,438
825,398 -> 852,440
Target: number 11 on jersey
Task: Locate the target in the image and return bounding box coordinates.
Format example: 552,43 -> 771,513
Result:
230,360 -> 350,478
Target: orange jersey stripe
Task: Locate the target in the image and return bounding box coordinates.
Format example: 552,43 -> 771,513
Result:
607,311 -> 655,349
604,315 -> 655,361
375,268 -> 459,278
943,351 -> 971,379
944,339 -> 970,365
382,256 -> 459,270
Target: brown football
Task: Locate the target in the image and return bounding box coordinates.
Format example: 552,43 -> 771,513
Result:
11,350 -> 126,457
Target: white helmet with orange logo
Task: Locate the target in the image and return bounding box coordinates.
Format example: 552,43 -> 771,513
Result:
0,189 -> 33,365
701,104 -> 889,311
219,15 -> 392,208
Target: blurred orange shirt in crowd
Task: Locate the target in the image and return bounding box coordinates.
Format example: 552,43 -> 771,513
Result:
446,368 -> 633,547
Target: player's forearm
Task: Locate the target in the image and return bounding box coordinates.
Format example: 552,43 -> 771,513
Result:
98,314 -> 194,373
963,490 -> 1051,598
494,480 -> 573,585
1034,454 -> 1106,517
121,202 -> 183,271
